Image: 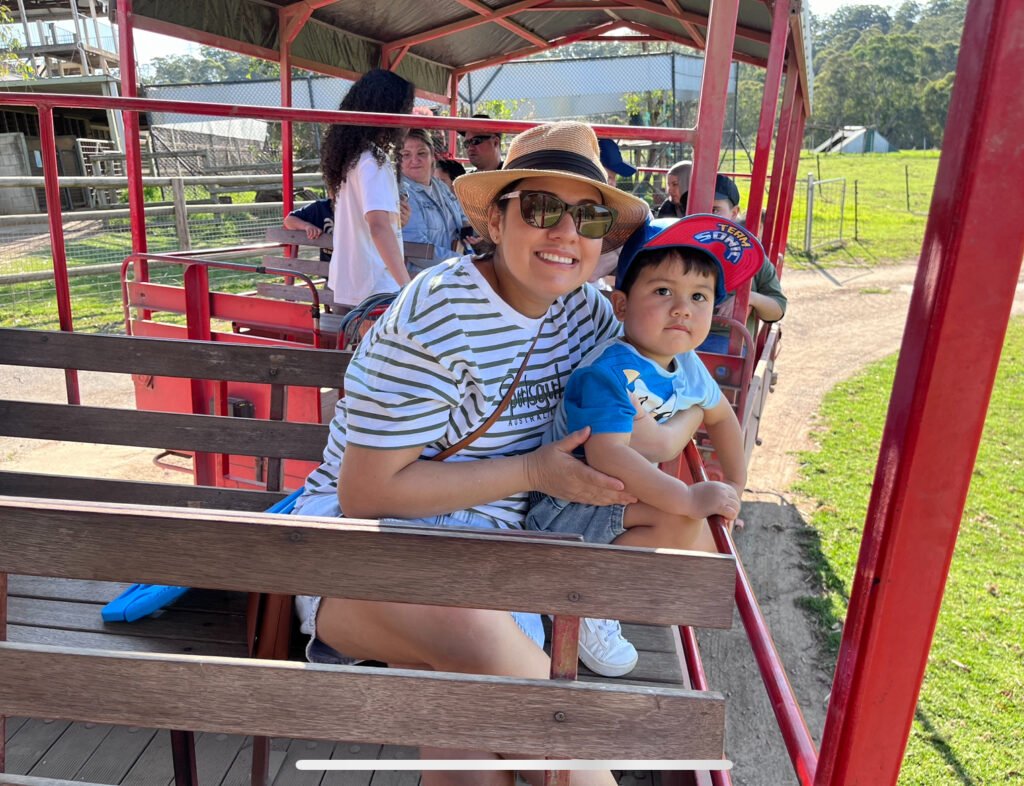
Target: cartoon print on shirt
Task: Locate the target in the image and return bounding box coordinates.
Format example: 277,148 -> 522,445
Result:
622,368 -> 678,422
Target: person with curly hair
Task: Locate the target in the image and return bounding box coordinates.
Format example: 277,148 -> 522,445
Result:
320,68 -> 415,309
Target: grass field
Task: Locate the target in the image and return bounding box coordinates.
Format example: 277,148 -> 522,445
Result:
724,149 -> 941,267
794,318 -> 1024,785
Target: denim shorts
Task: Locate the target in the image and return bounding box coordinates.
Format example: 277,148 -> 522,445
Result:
291,496 -> 545,665
524,492 -> 627,545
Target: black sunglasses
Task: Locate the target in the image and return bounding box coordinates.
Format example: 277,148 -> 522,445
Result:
465,135 -> 496,147
499,190 -> 617,240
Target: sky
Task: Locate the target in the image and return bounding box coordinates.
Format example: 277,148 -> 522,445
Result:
107,0 -> 910,66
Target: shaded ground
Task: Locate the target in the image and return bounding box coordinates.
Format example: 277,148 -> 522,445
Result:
3,260 -> 1023,784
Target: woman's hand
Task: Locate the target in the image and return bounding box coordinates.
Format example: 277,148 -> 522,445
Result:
524,428 -> 637,506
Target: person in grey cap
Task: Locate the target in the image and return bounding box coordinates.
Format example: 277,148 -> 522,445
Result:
657,159 -> 692,218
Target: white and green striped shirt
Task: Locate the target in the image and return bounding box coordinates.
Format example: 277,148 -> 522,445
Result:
300,254 -> 620,527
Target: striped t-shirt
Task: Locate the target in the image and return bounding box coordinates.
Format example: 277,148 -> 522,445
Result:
300,254 -> 620,527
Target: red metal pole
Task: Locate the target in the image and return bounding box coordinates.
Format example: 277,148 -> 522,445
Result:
688,0 -> 740,214
771,106 -> 805,278
744,0 -> 790,239
815,0 -> 1024,782
38,106 -> 80,404
116,0 -> 147,258
684,443 -> 818,785
448,73 -> 461,158
763,64 -> 797,261
280,18 -> 294,216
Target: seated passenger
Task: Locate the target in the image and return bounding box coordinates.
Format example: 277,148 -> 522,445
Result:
283,196 -> 333,262
699,173 -> 787,354
527,214 -> 761,676
400,129 -> 469,275
656,159 -> 692,218
434,158 -> 466,190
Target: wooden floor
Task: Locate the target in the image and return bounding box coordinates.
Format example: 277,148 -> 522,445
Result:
3,577 -> 682,786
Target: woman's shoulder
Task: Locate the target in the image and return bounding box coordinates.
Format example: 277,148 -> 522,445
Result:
386,256 -> 481,321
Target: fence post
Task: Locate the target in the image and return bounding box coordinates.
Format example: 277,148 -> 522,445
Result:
171,177 -> 192,251
905,165 -> 911,212
839,178 -> 846,245
854,179 -> 859,241
804,172 -> 815,254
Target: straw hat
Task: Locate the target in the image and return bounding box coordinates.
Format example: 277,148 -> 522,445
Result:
453,121 -> 650,252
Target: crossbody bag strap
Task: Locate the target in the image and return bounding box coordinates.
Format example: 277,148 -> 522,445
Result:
431,322 -> 544,462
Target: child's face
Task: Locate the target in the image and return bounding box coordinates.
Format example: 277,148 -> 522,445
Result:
611,253 -> 717,368
711,199 -> 740,219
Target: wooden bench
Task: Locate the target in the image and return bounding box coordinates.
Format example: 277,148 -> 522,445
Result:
0,327 -> 738,786
256,227 -> 435,308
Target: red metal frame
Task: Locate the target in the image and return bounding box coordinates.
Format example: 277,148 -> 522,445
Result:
815,0 -> 1024,782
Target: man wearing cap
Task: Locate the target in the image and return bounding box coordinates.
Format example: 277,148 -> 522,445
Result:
700,173 -> 787,352
657,159 -> 692,218
591,139 -> 644,284
458,113 -> 503,172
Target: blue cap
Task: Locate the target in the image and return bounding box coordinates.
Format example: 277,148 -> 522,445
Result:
598,138 -> 637,178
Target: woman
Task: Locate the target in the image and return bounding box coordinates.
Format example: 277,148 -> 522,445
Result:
321,68 -> 414,309
400,128 -> 469,275
294,122 -> 651,785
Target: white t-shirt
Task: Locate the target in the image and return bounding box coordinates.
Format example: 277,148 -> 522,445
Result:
328,149 -> 404,307
298,255 -> 620,527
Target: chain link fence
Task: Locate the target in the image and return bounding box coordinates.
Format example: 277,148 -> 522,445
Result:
800,174 -> 847,252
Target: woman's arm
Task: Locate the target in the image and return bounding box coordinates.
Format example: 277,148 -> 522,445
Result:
338,429 -> 636,519
366,210 -> 412,287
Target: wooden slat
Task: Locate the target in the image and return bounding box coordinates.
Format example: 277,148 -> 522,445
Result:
8,577 -> 247,615
0,402 -> 329,461
0,472 -> 285,512
6,625 -> 247,658
255,283 -> 320,303
7,597 -> 246,645
264,227 -> 333,250
262,255 -> 330,278
24,721 -> 110,781
0,773 -> 113,786
0,329 -> 350,388
70,724 -> 158,786
0,643 -> 726,760
0,498 -> 736,627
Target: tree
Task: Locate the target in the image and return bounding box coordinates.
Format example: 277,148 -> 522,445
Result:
0,3 -> 35,80
144,45 -> 282,85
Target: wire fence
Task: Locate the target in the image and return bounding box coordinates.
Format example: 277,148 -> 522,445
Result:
801,174 -> 847,252
0,178 -> 327,332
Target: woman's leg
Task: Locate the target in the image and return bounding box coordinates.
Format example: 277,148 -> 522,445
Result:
315,598 -> 615,785
614,502 -> 717,553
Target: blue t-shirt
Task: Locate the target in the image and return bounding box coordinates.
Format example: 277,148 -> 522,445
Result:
550,338 -> 722,444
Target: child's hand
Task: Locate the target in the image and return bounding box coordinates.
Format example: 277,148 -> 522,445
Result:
305,225 -> 323,240
687,480 -> 741,521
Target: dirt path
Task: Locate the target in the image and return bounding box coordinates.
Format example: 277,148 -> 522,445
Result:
3,261 -> 1022,784
712,260 -> 1024,785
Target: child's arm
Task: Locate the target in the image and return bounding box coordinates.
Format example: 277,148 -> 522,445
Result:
584,432 -> 738,520
702,398 -> 747,495
366,210 -> 412,287
283,214 -> 323,240
630,401 -> 704,463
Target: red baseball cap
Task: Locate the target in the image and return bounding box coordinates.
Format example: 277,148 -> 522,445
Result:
615,214 -> 766,303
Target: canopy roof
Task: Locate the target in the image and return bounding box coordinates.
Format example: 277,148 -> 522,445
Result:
120,0 -> 810,108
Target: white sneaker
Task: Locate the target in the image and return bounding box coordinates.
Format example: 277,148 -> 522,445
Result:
578,617 -> 638,677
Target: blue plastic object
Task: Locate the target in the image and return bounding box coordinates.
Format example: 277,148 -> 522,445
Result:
101,488 -> 304,623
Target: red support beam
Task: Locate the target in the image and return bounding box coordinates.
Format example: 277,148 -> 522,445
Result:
279,4 -> 315,216
771,104 -> 805,278
615,0 -> 770,44
661,0 -> 706,47
453,20 -> 621,75
619,20 -> 701,49
688,0 -> 740,215
38,106 -> 80,405
744,0 -> 790,239
763,63 -> 797,258
116,0 -> 149,313
451,0 -> 550,48
815,0 -> 1024,782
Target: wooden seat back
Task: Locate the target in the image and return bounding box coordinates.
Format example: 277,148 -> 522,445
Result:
0,328 -> 349,502
0,496 -> 736,761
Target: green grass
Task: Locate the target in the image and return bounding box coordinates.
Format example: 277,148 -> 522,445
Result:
723,149 -> 941,268
794,317 -> 1024,784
